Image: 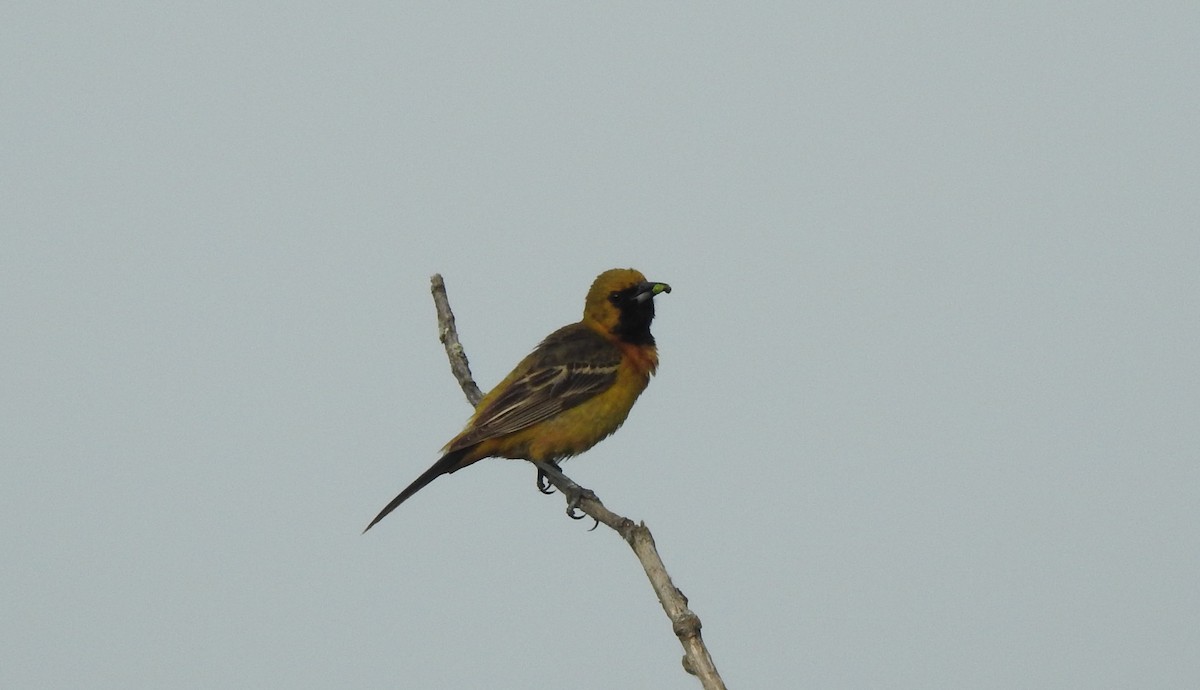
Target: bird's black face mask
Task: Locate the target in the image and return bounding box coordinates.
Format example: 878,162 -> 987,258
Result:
610,281 -> 670,345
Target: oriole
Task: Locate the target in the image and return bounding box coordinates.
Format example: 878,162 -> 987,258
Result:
364,268 -> 671,532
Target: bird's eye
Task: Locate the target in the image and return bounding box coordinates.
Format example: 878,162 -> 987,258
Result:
608,291 -> 621,303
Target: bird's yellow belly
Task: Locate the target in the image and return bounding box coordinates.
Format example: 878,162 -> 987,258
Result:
496,367 -> 650,462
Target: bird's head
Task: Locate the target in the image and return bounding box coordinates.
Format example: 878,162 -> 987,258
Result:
583,268 -> 671,345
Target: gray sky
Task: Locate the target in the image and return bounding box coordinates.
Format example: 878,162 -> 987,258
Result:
3,3 -> 1198,688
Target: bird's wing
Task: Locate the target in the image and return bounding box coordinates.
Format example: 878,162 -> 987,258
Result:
446,325 -> 620,451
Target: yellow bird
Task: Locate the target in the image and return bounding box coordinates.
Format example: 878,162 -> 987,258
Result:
364,268 -> 670,531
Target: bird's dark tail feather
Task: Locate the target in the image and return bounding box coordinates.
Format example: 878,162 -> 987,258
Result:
362,448 -> 469,533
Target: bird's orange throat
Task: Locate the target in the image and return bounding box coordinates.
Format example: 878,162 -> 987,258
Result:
617,341 -> 659,378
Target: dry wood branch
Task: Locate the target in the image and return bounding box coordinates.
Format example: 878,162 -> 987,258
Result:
430,274 -> 483,406
429,273 -> 726,690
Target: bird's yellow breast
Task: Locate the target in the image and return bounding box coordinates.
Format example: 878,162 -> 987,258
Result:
480,358 -> 652,462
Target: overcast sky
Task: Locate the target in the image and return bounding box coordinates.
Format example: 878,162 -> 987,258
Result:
3,3 -> 1198,689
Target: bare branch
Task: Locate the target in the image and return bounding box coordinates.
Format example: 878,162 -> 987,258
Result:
431,274 -> 483,406
429,274 -> 726,690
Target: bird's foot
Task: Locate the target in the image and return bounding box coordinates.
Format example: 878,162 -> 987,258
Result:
532,460 -> 599,530
536,463 -> 559,495
564,486 -> 600,530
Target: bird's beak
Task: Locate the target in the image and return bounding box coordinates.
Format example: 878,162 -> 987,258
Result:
634,281 -> 672,303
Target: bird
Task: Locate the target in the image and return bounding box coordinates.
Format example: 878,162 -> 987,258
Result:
363,268 -> 671,532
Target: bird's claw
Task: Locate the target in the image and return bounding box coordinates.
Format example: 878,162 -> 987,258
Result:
536,465 -> 557,494
533,461 -> 599,529
564,486 -> 600,530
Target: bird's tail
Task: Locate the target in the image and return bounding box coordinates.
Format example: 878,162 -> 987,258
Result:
362,448 -> 470,533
